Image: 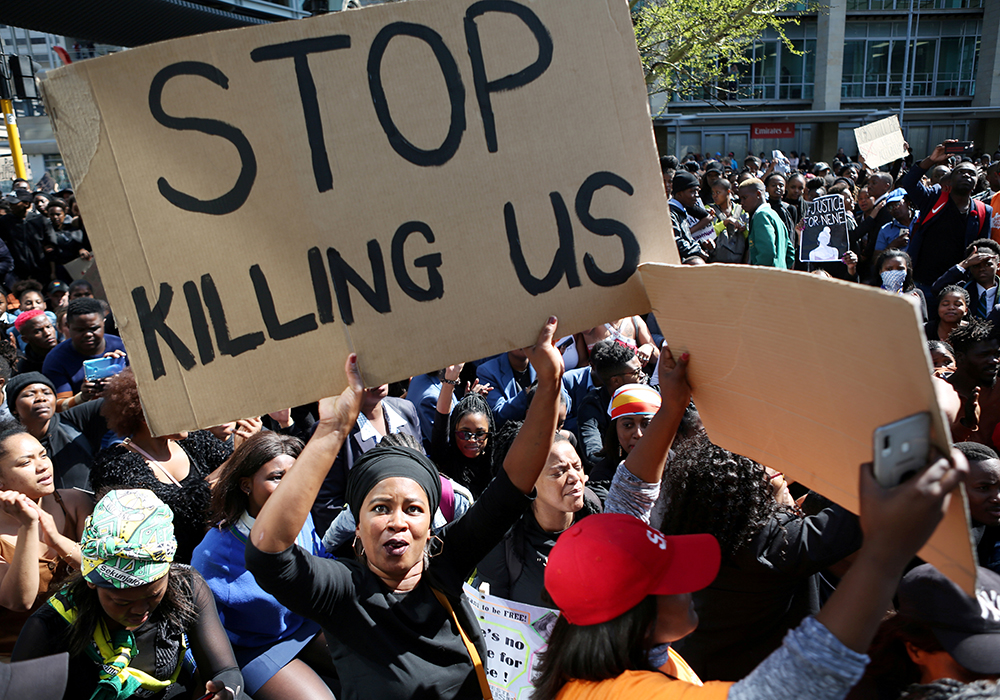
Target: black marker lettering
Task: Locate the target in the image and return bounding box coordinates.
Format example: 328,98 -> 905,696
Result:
250,36 -> 351,193
504,193 -> 580,296
308,246 -> 335,324
200,274 -> 266,357
576,171 -> 641,287
391,221 -> 444,301
368,22 -> 466,166
250,264 -> 318,340
182,281 -> 215,366
131,284 -> 196,380
464,0 -> 553,153
327,241 -> 391,325
148,62 -> 256,215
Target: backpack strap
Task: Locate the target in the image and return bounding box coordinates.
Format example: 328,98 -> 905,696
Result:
973,198 -> 988,232
439,476 -> 456,522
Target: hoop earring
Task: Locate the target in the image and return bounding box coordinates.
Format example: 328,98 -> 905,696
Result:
352,536 -> 366,559
427,534 -> 444,558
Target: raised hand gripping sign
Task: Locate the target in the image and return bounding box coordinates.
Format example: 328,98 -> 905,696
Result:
41,0 -> 676,435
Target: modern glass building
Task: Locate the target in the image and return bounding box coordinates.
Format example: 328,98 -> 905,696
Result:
650,0 -> 1000,163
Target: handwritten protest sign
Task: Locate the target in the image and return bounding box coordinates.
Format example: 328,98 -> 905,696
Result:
464,583 -> 557,699
639,262 -> 975,594
0,155 -> 31,181
800,194 -> 848,263
855,116 -> 907,169
40,0 -> 676,435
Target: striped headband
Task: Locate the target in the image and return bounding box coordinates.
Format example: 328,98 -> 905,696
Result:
608,383 -> 661,420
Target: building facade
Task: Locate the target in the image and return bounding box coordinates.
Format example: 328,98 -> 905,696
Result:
651,0 -> 1000,163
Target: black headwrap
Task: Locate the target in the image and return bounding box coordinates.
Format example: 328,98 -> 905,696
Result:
345,445 -> 442,520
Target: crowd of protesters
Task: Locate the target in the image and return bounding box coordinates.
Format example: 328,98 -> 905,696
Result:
1,139 -> 1000,700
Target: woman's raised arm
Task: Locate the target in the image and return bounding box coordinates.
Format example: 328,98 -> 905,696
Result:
250,355 -> 363,554
502,317 -> 563,494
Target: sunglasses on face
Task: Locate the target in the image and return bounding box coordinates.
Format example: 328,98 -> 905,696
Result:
456,430 -> 490,442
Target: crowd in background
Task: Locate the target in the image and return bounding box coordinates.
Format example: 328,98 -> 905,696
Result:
0,139 -> 999,700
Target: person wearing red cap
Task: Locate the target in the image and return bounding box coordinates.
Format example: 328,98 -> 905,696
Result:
534,431 -> 969,699
12,309 -> 57,375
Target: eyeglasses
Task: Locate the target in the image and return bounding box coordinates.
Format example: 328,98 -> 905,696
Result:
611,369 -> 648,384
456,430 -> 491,442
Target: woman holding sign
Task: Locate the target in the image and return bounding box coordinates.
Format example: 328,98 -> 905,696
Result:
246,317 -> 564,700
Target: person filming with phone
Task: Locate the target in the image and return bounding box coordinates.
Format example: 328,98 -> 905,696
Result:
901,141 -> 992,295
40,298 -> 127,413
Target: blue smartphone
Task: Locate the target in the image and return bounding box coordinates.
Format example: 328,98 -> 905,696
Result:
83,356 -> 126,381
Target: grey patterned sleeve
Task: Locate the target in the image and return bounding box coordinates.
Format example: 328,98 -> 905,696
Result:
603,461 -> 660,523
728,616 -> 869,700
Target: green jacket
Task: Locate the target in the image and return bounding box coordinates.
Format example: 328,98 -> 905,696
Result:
748,203 -> 795,268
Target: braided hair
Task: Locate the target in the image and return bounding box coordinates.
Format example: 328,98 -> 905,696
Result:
445,392 -> 495,496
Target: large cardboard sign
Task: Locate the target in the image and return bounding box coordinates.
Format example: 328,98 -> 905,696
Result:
465,583 -> 556,700
639,263 -> 976,593
40,0 -> 676,435
855,116 -> 907,169
800,194 -> 849,263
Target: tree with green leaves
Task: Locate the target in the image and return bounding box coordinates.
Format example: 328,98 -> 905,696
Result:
631,0 -> 818,108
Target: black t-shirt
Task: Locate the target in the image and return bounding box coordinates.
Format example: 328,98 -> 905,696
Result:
246,469 -> 532,700
90,431 -> 232,563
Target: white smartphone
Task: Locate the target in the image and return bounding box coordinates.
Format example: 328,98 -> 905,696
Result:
873,412 -> 931,488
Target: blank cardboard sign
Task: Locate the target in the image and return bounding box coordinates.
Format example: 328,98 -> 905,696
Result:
40,0 -> 676,436
639,262 -> 976,594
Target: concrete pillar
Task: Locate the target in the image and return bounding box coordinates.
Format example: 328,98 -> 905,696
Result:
973,1 -> 1000,108
811,122 -> 839,163
813,0 -> 846,111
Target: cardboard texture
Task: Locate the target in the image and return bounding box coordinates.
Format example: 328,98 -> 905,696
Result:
855,116 -> 908,170
638,262 -> 976,594
800,194 -> 848,262
40,0 -> 676,435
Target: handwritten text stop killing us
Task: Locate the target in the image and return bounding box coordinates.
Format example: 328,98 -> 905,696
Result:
132,169 -> 641,380
133,0 -> 642,380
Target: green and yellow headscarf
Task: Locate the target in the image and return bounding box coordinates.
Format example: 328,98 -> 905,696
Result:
81,489 -> 176,588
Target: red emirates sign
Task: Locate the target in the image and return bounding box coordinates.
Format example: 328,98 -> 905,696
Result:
751,123 -> 795,139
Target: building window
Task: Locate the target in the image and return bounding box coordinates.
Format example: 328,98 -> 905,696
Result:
671,24 -> 816,103
842,19 -> 980,99
42,156 -> 72,192
847,0 -> 983,9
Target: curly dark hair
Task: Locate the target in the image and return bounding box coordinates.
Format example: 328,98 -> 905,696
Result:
660,433 -> 781,557
948,317 -> 994,355
955,441 -> 999,464
589,340 -> 635,385
100,367 -> 146,437
207,431 -> 304,529
66,296 -> 104,321
966,238 -> 1000,258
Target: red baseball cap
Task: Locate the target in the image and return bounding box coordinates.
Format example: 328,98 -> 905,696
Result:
545,513 -> 720,626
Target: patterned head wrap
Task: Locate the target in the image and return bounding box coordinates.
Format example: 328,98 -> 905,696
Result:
608,383 -> 662,421
81,489 -> 176,589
